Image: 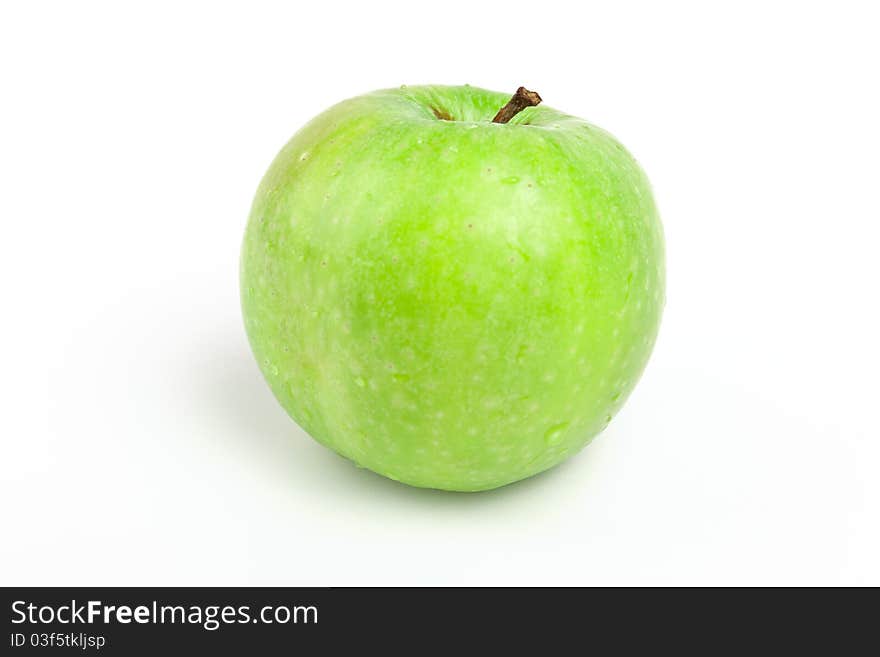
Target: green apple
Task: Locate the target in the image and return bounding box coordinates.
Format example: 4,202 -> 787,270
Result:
241,85 -> 664,492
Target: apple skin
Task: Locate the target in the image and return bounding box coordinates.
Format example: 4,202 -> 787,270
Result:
241,85 -> 664,491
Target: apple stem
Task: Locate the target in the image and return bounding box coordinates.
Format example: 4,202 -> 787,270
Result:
492,87 -> 542,124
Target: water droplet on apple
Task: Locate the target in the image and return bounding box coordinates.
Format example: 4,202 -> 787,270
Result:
544,422 -> 569,445
501,176 -> 520,184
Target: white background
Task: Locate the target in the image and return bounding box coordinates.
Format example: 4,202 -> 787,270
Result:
2,1 -> 878,585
